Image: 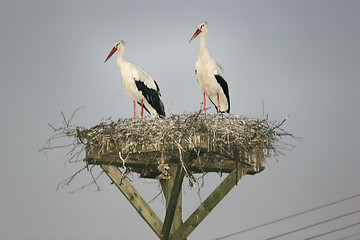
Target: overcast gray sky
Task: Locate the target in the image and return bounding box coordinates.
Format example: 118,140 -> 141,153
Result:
1,1 -> 360,239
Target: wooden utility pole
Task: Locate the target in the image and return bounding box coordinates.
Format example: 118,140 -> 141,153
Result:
85,132 -> 264,240
160,164 -> 184,239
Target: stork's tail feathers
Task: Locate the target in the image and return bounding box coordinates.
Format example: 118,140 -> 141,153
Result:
156,99 -> 166,118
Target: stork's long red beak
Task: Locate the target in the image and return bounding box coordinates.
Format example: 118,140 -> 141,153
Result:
189,29 -> 201,43
104,47 -> 117,63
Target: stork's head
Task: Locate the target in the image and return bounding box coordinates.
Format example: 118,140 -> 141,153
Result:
104,40 -> 125,63
189,22 -> 208,43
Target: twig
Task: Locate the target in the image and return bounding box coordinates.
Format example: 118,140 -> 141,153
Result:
56,165 -> 87,192
68,169 -> 103,194
147,190 -> 163,205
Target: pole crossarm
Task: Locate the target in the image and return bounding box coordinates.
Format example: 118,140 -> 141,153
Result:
171,168 -> 248,240
101,165 -> 163,239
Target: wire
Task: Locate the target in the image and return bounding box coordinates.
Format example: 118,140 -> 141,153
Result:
265,209 -> 360,240
214,193 -> 360,240
336,232 -> 360,240
304,222 -> 360,240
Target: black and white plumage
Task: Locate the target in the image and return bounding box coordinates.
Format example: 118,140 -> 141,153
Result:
105,40 -> 165,119
189,22 -> 230,114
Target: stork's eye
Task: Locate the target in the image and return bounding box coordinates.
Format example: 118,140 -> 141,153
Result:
201,24 -> 204,28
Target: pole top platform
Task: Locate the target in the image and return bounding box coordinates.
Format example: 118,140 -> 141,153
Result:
80,112 -> 287,179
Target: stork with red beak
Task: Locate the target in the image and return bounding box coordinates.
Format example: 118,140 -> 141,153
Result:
105,40 -> 165,119
189,22 -> 230,114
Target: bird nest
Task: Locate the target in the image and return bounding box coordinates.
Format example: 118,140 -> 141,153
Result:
81,112 -> 288,160
42,108 -> 293,189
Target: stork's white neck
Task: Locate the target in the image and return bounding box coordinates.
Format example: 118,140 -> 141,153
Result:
116,48 -> 125,67
199,31 -> 211,60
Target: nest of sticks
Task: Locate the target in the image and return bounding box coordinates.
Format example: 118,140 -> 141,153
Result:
82,112 -> 290,158
42,108 -> 293,191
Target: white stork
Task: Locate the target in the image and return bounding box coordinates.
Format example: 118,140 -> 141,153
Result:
105,40 -> 165,119
189,22 -> 230,114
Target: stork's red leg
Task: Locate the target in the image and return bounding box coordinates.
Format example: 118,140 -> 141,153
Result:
217,92 -> 220,113
203,92 -> 207,115
133,100 -> 136,121
141,99 -> 144,121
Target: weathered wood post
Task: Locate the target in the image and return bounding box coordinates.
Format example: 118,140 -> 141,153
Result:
161,163 -> 185,240
79,113 -> 284,239
85,137 -> 264,239
160,164 -> 184,238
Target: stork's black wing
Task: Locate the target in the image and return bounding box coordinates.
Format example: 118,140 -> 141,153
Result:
135,80 -> 166,117
214,74 -> 230,113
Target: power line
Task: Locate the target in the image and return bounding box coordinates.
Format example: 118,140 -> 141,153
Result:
304,222 -> 360,240
336,232 -> 360,240
265,209 -> 360,240
214,193 -> 360,240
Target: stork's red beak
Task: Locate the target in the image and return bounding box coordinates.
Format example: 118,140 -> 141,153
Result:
104,47 -> 117,63
189,29 -> 201,43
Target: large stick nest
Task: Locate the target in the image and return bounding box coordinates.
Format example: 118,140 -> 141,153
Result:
42,109 -> 294,191
85,113 -> 288,157
45,109 -> 292,164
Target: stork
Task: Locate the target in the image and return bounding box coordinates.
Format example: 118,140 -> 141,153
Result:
189,22 -> 230,114
105,40 -> 165,119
